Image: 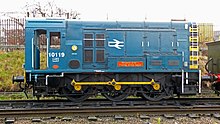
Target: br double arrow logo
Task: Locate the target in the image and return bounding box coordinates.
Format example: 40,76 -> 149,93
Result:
108,39 -> 124,49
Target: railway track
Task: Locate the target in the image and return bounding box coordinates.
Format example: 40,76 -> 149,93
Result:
1,98 -> 220,118
1,104 -> 220,117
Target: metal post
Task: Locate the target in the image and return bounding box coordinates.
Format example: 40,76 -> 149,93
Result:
182,70 -> 184,93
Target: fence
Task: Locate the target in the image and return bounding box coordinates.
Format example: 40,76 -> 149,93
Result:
0,18 -> 25,50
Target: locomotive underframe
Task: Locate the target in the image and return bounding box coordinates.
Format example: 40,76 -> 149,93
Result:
24,72 -> 199,102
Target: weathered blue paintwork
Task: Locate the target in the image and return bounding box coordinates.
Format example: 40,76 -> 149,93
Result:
24,18 -> 198,74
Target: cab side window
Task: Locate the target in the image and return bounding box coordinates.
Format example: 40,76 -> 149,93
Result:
50,32 -> 60,49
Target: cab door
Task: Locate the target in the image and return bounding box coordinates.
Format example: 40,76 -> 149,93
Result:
32,29 -> 46,70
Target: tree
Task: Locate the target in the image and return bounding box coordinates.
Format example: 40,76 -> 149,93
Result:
24,1 -> 80,19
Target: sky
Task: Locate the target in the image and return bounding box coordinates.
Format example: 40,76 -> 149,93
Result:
1,0 -> 220,30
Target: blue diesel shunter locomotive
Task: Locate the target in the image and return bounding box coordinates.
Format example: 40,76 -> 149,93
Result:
13,18 -> 201,102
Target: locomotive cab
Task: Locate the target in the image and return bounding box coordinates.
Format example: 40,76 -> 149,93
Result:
25,19 -> 66,72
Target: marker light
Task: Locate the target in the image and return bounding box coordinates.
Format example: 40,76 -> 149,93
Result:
72,45 -> 78,51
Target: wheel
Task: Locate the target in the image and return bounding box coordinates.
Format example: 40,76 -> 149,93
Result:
102,85 -> 131,102
36,95 -> 40,101
140,85 -> 166,101
212,83 -> 220,96
62,86 -> 92,102
141,74 -> 173,101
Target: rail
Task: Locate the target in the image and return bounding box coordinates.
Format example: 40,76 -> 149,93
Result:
0,98 -> 220,117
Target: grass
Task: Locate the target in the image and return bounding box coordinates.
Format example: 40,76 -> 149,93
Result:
0,92 -> 34,100
0,50 -> 24,91
0,50 -> 47,92
0,92 -> 68,100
